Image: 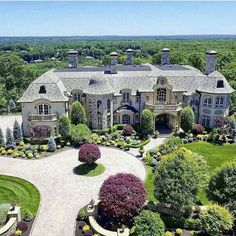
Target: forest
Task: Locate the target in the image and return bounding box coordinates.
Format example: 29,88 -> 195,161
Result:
0,38 -> 236,113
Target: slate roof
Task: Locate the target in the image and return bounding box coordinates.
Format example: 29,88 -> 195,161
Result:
18,63 -> 234,103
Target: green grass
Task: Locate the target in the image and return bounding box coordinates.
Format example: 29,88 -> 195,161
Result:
185,142 -> 236,172
144,166 -> 157,202
0,175 -> 40,215
73,163 -> 105,177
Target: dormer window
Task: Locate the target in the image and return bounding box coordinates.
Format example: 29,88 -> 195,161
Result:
157,88 -> 166,103
122,92 -> 130,103
39,86 -> 46,94
217,80 -> 224,88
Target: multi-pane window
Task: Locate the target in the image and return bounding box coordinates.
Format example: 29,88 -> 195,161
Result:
122,92 -> 130,102
202,115 -> 211,127
122,115 -> 131,124
107,99 -> 111,113
107,115 -> 111,126
97,100 -> 102,110
73,93 -> 81,102
38,104 -> 49,115
136,96 -> 140,103
157,88 -> 166,102
215,97 -> 224,108
203,97 -> 212,107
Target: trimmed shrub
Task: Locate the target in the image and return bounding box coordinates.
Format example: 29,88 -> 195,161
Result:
99,173 -> 146,222
155,150 -> 208,208
0,128 -> 5,147
47,137 -> 56,152
40,145 -> 47,151
22,210 -> 33,222
141,109 -> 154,135
1,149 -> 6,155
77,207 -> 87,221
16,221 -> 28,232
13,151 -> 19,158
165,232 -> 173,236
79,144 -> 101,164
27,153 -> 34,159
200,204 -> 233,236
176,228 -> 183,235
7,149 -> 13,155
185,218 -> 202,230
59,114 -> 71,141
13,120 -> 23,144
71,101 -> 87,125
180,107 -> 194,133
5,128 -> 15,149
207,161 -> 236,214
123,124 -> 134,135
71,124 -> 91,144
132,210 -> 165,236
192,124 -> 205,134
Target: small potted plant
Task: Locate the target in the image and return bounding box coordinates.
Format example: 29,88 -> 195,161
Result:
153,131 -> 159,139
139,146 -> 145,157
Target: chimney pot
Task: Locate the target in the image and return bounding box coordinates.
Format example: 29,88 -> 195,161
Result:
161,48 -> 170,65
205,50 -> 217,75
125,48 -> 134,65
68,49 -> 78,68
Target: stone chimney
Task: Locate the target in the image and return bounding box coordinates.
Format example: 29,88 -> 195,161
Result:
68,49 -> 78,68
110,52 -> 118,74
161,48 -> 170,65
125,48 -> 134,65
205,50 -> 217,75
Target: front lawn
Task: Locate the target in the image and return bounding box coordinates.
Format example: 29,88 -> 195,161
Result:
0,175 -> 40,215
185,142 -> 236,172
144,166 -> 156,202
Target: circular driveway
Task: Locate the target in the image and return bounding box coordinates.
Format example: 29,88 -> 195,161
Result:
0,147 -> 146,236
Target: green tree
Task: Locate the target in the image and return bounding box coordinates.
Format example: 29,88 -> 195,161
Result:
13,119 -> 23,144
188,53 -> 205,71
0,128 -> 5,147
180,107 -> 194,133
154,149 -> 208,208
101,55 -> 111,65
132,210 -> 165,236
71,124 -> 91,144
141,109 -> 154,135
70,101 -> 87,125
200,204 -> 233,236
5,128 -> 15,148
8,99 -> 16,113
207,161 -> 236,214
58,114 -> 71,141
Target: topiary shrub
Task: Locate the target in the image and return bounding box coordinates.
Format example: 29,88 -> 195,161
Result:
5,128 -> 15,149
132,210 -> 165,236
176,228 -> 183,235
78,143 -> 101,164
77,207 -> 87,221
71,124 -> 91,144
59,114 -> 71,141
22,210 -> 33,222
192,124 -> 205,134
99,173 -> 146,223
123,124 -> 134,135
47,137 -> 56,152
199,204 -> 233,236
13,120 -> 23,145
70,101 -> 87,125
0,128 -> 5,147
141,109 -> 154,135
16,221 -> 28,232
207,161 -> 236,214
180,107 -> 194,133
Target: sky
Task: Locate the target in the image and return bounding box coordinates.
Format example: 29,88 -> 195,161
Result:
0,1 -> 236,36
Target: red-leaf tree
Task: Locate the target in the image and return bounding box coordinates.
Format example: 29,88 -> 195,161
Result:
192,124 -> 205,134
78,143 -> 101,164
123,124 -> 134,136
99,173 -> 146,222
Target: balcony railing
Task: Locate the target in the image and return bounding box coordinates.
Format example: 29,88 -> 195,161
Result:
28,113 -> 58,122
145,103 -> 182,113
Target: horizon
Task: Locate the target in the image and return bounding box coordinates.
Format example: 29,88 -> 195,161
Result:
1,1 -> 236,37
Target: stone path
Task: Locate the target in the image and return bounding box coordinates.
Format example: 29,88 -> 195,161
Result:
0,147 -> 146,236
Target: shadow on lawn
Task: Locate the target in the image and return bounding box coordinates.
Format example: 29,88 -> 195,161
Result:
73,163 -> 105,176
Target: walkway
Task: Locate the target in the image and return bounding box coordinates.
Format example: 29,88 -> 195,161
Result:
0,147 -> 146,236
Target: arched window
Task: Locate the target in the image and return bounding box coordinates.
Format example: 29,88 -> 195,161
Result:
203,97 -> 212,107
97,100 -> 102,110
122,115 -> 130,124
38,104 -> 49,115
157,88 -> 166,102
217,80 -> 224,88
107,99 -> 111,113
39,86 -> 46,94
215,97 -> 225,108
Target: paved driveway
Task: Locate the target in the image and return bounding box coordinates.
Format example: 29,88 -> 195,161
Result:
0,147 -> 146,236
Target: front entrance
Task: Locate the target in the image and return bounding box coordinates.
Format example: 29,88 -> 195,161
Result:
155,114 -> 172,134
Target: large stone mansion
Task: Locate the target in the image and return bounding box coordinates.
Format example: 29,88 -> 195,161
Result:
18,48 -> 234,137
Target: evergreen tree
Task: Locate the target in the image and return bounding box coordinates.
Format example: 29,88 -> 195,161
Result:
59,114 -> 71,141
0,128 -> 5,147
141,109 -> 154,135
13,119 -> 23,144
5,128 -> 15,148
180,107 -> 194,132
70,101 -> 87,125
8,99 -> 16,112
47,137 -> 56,152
